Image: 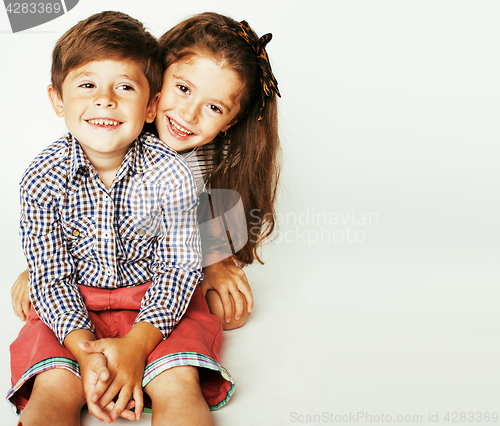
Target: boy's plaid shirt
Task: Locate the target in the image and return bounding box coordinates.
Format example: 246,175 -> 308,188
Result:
20,132 -> 202,344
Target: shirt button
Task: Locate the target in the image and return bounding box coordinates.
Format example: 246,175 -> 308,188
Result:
106,269 -> 112,276
72,229 -> 80,237
103,231 -> 110,239
138,229 -> 146,236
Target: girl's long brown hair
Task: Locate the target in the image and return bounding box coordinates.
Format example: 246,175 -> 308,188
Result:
158,12 -> 280,265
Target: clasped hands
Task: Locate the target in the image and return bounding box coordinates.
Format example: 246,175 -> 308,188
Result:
65,323 -> 162,423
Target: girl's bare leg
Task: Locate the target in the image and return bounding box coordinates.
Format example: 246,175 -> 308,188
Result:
145,365 -> 213,426
18,368 -> 85,426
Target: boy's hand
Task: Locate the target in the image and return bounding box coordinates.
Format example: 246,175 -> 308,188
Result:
79,322 -> 163,421
79,338 -> 145,421
64,330 -> 114,423
201,258 -> 253,323
78,351 -> 114,422
11,269 -> 30,321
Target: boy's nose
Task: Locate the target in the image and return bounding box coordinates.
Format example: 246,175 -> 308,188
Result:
94,89 -> 116,108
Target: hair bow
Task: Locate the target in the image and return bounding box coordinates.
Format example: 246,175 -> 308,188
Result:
224,21 -> 281,120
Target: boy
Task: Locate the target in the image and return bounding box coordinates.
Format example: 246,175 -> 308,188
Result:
7,11 -> 215,425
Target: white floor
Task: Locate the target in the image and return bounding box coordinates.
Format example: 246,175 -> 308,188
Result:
1,239 -> 499,425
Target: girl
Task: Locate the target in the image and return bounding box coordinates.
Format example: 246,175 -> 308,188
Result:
9,11 -> 280,425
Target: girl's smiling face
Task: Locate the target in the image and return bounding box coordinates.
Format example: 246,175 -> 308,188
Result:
155,54 -> 244,153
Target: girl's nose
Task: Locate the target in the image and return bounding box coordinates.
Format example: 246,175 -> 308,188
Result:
179,100 -> 198,124
94,88 -> 116,108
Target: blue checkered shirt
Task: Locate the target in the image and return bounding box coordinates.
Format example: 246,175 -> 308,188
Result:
20,132 -> 202,344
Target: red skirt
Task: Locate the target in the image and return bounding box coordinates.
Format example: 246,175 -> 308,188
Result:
8,283 -> 234,413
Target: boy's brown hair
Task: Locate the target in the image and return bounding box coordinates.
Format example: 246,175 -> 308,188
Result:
51,11 -> 162,101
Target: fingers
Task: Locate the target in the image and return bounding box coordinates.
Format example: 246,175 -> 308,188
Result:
229,287 -> 246,321
199,280 -> 212,296
94,377 -> 117,408
90,373 -> 109,404
102,395 -> 139,421
79,339 -> 104,354
12,294 -> 27,322
237,277 -> 254,313
101,382 -> 142,422
218,288 -> 234,323
20,298 -> 31,321
109,390 -> 131,422
226,266 -> 253,319
11,270 -> 31,322
132,385 -> 144,420
87,398 -> 113,424
203,260 -> 254,322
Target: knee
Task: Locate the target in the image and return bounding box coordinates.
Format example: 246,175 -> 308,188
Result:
206,290 -> 250,330
31,368 -> 85,408
147,366 -> 200,395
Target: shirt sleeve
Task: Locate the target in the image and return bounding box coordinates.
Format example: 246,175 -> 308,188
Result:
20,185 -> 94,344
134,161 -> 203,338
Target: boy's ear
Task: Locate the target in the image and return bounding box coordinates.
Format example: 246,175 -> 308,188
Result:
47,85 -> 65,117
145,92 -> 161,123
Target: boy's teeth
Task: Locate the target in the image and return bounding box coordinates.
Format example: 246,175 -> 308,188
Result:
169,118 -> 193,135
88,119 -> 120,126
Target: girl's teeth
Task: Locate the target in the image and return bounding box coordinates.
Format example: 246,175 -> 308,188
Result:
169,118 -> 193,135
88,119 -> 120,126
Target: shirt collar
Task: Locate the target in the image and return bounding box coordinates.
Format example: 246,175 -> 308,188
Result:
67,132 -> 158,183
117,132 -> 155,179
67,134 -> 92,181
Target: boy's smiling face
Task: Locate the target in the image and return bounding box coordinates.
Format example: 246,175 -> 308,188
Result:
48,59 -> 157,163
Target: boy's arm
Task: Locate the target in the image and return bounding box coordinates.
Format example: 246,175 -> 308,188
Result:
134,160 -> 202,338
21,184 -> 121,421
20,184 -> 94,343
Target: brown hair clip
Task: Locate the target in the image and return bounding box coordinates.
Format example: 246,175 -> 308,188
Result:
222,21 -> 281,120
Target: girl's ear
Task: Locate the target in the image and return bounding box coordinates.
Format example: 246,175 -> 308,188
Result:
145,92 -> 161,123
47,85 -> 65,118
221,118 -> 238,132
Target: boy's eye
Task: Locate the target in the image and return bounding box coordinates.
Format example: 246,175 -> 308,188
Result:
79,83 -> 95,89
176,84 -> 189,94
117,84 -> 134,91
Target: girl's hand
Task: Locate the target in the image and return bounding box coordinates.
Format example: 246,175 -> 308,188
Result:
201,258 -> 253,324
11,269 -> 30,321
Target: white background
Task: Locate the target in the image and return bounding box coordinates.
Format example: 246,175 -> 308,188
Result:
0,1 -> 499,425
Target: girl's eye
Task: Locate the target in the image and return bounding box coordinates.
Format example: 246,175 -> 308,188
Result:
176,84 -> 189,94
208,104 -> 223,114
79,83 -> 95,89
118,84 -> 134,91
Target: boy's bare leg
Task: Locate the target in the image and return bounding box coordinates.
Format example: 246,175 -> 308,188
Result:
18,369 -> 85,426
145,365 -> 213,426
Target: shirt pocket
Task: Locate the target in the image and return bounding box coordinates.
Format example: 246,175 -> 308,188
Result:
118,214 -> 161,261
62,216 -> 96,260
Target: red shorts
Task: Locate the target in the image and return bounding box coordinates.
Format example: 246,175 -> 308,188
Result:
7,283 -> 234,413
